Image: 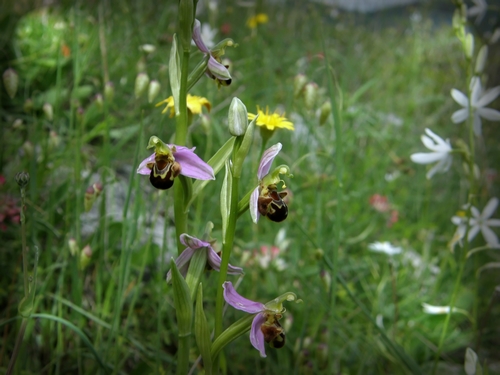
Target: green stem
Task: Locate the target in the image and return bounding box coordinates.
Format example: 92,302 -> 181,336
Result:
174,50 -> 191,254
6,318 -> 29,375
214,173 -> 240,356
177,333 -> 191,375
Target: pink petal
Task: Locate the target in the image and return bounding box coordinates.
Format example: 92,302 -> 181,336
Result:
180,233 -> 210,249
192,19 -> 210,53
250,187 -> 260,223
250,313 -> 267,358
137,153 -> 156,175
174,147 -> 215,180
222,282 -> 265,314
206,248 -> 244,275
166,248 -> 196,282
258,143 -> 282,179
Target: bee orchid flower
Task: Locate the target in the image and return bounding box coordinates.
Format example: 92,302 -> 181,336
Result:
137,135 -> 214,190
222,281 -> 299,358
250,143 -> 292,223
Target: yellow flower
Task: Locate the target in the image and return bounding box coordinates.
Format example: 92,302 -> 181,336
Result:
248,106 -> 294,131
247,13 -> 269,29
156,94 -> 211,117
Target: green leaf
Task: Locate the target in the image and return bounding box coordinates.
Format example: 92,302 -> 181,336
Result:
185,249 -> 207,301
195,283 -> 212,375
187,137 -> 235,209
220,159 -> 232,243
211,314 -> 254,361
170,259 -> 193,337
232,116 -> 256,178
169,34 -> 181,116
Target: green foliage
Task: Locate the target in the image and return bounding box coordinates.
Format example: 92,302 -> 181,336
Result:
1,1 -> 499,374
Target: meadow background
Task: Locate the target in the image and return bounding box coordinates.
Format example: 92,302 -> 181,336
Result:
1,0 -> 500,374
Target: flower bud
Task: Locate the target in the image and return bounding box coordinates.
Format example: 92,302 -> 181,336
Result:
43,103 -> 53,121
320,270 -> 331,293
136,56 -> 147,73
15,171 -> 30,188
12,118 -> 24,130
318,100 -> 331,125
148,80 -> 161,103
304,82 -> 318,110
22,141 -> 34,159
80,245 -> 92,269
139,44 -> 156,54
464,33 -> 474,59
94,93 -> 104,109
104,81 -> 114,101
313,248 -> 324,260
200,114 -> 211,134
475,45 -> 488,74
316,343 -> 329,369
48,130 -> 61,150
3,68 -> 19,99
84,182 -> 103,212
293,74 -> 308,98
228,97 -> 248,136
68,238 -> 79,256
135,73 -> 150,99
23,98 -> 34,113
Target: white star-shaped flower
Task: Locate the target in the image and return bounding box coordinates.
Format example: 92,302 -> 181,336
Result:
410,128 -> 452,179
452,197 -> 500,248
368,241 -> 402,256
451,76 -> 500,136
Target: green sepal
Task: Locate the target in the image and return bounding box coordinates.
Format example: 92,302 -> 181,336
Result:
187,137 -> 235,210
232,115 -> 256,178
170,259 -> 193,337
178,0 -> 194,52
187,54 -> 210,92
220,159 -> 232,242
184,247 -> 207,301
211,314 -> 254,361
169,34 -> 181,116
18,246 -> 40,318
210,38 -> 238,59
195,283 -> 213,375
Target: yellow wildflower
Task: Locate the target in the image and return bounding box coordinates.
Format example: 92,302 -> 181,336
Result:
248,106 -> 294,131
156,94 -> 211,117
247,13 -> 269,29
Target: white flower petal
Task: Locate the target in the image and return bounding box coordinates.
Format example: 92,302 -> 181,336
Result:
475,86 -> 500,107
451,88 -> 468,107
470,77 -> 482,105
411,152 -> 445,164
424,128 -> 450,150
473,113 -> 483,136
451,108 -> 469,123
481,225 -> 500,247
426,157 -> 449,179
470,206 -> 481,218
486,218 -> 500,227
467,225 -> 481,242
482,197 -> 499,219
477,107 -> 500,121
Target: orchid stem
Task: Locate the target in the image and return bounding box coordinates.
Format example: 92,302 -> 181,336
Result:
174,50 -> 191,255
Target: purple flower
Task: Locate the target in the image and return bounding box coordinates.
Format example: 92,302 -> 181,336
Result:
192,19 -> 232,86
166,234 -> 243,283
250,143 -> 292,223
222,281 -> 299,357
137,136 -> 214,189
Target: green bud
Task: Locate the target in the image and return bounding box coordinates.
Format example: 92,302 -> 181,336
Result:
200,114 -> 211,134
3,68 -> 19,99
136,56 -> 147,73
228,97 -> 248,136
15,171 -> 30,188
314,248 -> 324,260
170,259 -> 193,336
134,73 -> 150,99
233,114 -> 256,178
68,238 -> 79,256
220,159 -> 232,241
320,270 -> 331,293
319,101 -> 331,125
22,141 -> 34,159
104,81 -> 114,101
94,93 -> 104,109
48,130 -> 61,150
475,45 -> 488,74
23,98 -> 34,113
169,35 -> 181,115
80,245 -> 92,269
147,80 -> 161,103
43,103 -> 53,121
304,82 -> 318,110
465,33 -> 474,59
12,118 -> 24,130
294,74 -> 308,98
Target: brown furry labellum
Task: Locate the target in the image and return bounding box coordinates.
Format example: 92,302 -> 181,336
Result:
258,187 -> 288,222
261,315 -> 286,349
149,159 -> 181,190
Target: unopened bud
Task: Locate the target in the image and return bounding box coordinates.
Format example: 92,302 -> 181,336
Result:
94,93 -> 104,109
15,171 -> 30,188
48,130 -> 61,150
68,238 -> 79,256
12,118 -> 24,130
22,141 -> 34,158
3,68 -> 19,99
318,101 -> 331,125
316,343 -> 329,369
80,245 -> 92,269
136,57 -> 147,73
313,248 -> 324,260
465,33 -> 474,59
148,80 -> 161,103
23,98 -> 34,113
320,270 -> 331,293
135,73 -> 150,99
104,81 -> 114,101
43,103 -> 53,121
84,182 -> 103,212
304,82 -> 318,110
139,44 -> 156,54
293,74 -> 308,97
200,114 -> 211,134
475,45 -> 488,74
228,97 -> 248,136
